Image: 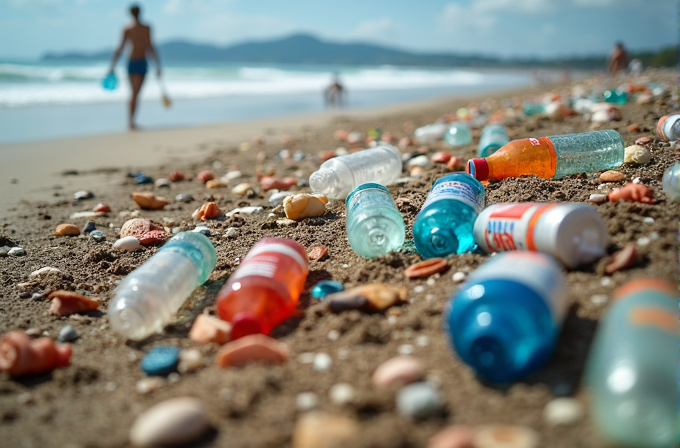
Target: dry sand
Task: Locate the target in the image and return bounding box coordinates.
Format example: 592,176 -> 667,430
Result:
0,69 -> 678,448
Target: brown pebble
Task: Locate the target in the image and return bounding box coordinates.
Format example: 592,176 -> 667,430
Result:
635,136 -> 652,146
605,243 -> 638,275
54,223 -> 80,236
447,156 -> 465,172
132,192 -> 168,210
308,245 -> 329,261
599,170 -> 625,182
372,356 -> 426,388
327,284 -> 407,313
168,171 -> 185,182
431,151 -> 452,163
214,334 -> 288,368
93,203 -> 111,213
410,166 -> 427,176
427,426 -> 476,448
293,412 -> 359,448
196,171 -> 214,183
627,123 -> 640,133
47,290 -> 99,316
205,179 -> 226,189
189,314 -> 231,345
474,425 -> 539,448
405,258 -> 449,279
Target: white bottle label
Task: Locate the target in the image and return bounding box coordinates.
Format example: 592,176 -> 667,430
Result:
422,181 -> 482,213
347,186 -> 396,215
477,203 -> 558,253
230,242 -> 308,281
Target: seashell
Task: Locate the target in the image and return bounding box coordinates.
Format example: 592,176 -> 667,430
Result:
410,166 -> 427,177
474,425 -> 540,448
405,258 -> 449,279
138,230 -> 168,246
196,171 -> 214,183
29,266 -> 62,278
604,243 -> 638,275
293,412 -> 360,448
624,144 -> 652,164
113,236 -> 142,252
326,283 -> 407,313
47,290 -> 100,316
599,170 -> 625,182
205,179 -> 226,189
222,170 -> 243,182
189,314 -> 232,345
232,183 -> 253,196
308,245 -> 329,261
120,218 -> 164,240
93,203 -> 111,213
129,397 -> 210,448
431,152 -> 452,164
154,178 -> 171,188
225,206 -> 263,217
54,223 -> 80,236
192,202 -> 220,221
396,382 -> 443,419
372,356 -> 426,388
608,183 -> 655,203
74,190 -> 94,200
178,348 -> 204,373
634,136 -> 652,146
215,334 -> 288,367
8,247 -> 25,256
427,426 -> 476,448
132,192 -> 168,210
0,331 -> 71,377
588,193 -> 607,204
260,176 -> 298,192
407,155 -> 430,168
447,156 -> 465,172
283,194 -> 328,221
175,193 -> 194,203
168,171 -> 185,182
269,191 -> 292,206
333,129 -> 349,141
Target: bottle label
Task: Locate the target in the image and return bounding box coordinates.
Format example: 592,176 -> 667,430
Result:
347,186 -> 396,216
628,306 -> 678,335
422,180 -> 482,213
479,203 -> 558,253
231,242 -> 308,281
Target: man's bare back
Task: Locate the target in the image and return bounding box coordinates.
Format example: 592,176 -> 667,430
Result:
124,22 -> 152,61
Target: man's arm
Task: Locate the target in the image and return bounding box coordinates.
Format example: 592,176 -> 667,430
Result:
108,29 -> 127,74
147,27 -> 161,77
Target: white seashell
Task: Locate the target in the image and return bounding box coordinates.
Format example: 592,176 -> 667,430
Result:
224,227 -> 238,238
192,226 -> 211,236
407,155 -> 430,168
8,247 -> 25,256
29,266 -> 62,278
225,206 -> 263,217
70,211 -> 105,219
113,236 -> 142,252
544,397 -> 583,426
231,183 -> 253,196
129,397 -> 209,447
154,178 -> 171,188
178,349 -> 204,373
221,171 -> 242,182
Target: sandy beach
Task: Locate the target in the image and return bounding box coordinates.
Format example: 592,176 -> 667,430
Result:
0,70 -> 678,448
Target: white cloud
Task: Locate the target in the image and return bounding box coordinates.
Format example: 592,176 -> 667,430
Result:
162,0 -> 234,15
349,17 -> 403,41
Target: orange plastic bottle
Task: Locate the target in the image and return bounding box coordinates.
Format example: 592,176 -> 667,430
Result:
216,237 -> 309,340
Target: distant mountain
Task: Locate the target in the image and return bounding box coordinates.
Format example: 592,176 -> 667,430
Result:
41,33 -> 677,69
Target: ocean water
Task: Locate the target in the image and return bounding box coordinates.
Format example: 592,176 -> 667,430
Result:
0,61 -> 533,144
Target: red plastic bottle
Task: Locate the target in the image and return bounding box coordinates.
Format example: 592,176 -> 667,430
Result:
217,238 -> 309,340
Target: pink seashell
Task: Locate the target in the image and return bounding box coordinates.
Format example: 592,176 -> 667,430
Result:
93,203 -> 111,213
168,171 -> 185,182
196,171 -> 214,183
120,218 -> 164,240
215,334 -> 288,368
138,230 -> 168,246
431,151 -> 452,164
189,314 -> 232,345
608,183 -> 655,203
47,290 -> 100,316
260,176 -> 298,192
427,426 -> 476,448
372,356 -> 426,388
0,331 -> 71,377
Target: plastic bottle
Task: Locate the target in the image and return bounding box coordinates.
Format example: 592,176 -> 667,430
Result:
102,72 -> 117,91
414,122 -> 448,144
522,102 -> 548,116
473,202 -> 608,269
443,121 -> 472,147
662,161 -> 680,202
413,173 -> 485,259
585,279 -> 678,448
346,183 -> 405,258
603,89 -> 627,104
108,232 -> 217,340
656,114 -> 680,142
477,123 -> 510,157
443,251 -> 568,383
467,129 -> 625,182
216,238 -> 308,340
309,144 -> 402,199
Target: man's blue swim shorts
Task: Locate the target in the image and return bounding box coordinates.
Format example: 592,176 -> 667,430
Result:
128,59 -> 148,76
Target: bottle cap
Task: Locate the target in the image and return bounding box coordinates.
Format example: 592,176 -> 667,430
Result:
231,312 -> 264,340
656,115 -> 670,141
467,158 -> 489,181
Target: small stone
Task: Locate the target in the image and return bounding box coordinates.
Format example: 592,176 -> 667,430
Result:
54,223 -> 81,236
232,183 -> 253,196
283,193 -> 328,220
136,377 -> 164,395
215,334 -> 288,367
129,397 -> 209,447
591,294 -> 608,305
225,206 -> 263,217
643,217 -> 654,224
188,314 -> 231,345
396,382 -> 443,419
225,227 -> 238,238
74,190 -> 94,200
599,170 -> 625,182
327,330 -> 340,341
308,245 -> 329,261
178,349 -> 204,373
292,412 -> 359,448
297,352 -> 315,364
329,383 -> 355,406
276,218 -> 298,227
154,178 -> 171,188
29,266 -> 61,278
168,171 -> 185,182
473,425 -> 540,448
175,193 -> 194,203
373,356 -> 426,388
588,193 -> 607,204
543,397 -> 583,426
447,156 -> 465,172
413,285 -> 426,294
313,352 -> 333,372
398,344 -> 414,355
311,280 -> 344,299
260,176 -> 297,192
113,236 -> 142,252
8,247 -> 26,256
431,151 -> 452,163
405,258 -> 449,279
407,155 -> 430,168
89,230 -> 106,242
269,191 -> 292,206
635,136 -> 652,146
47,290 -> 99,316
192,226 -> 211,236
415,335 -> 430,347
120,218 -> 164,240
58,325 -> 79,343
624,144 -> 652,164
326,283 -> 407,313
608,183 -> 655,203
141,346 -> 180,376
637,236 -> 650,246
205,179 -> 226,189
93,203 -> 111,213
196,170 -> 215,183
601,277 -> 613,287
452,271 -> 467,283
627,123 -> 640,133
427,426 -> 476,448
296,392 -> 319,411
221,171 -> 242,182
132,192 -> 168,210
604,243 -> 638,275
81,221 -> 96,234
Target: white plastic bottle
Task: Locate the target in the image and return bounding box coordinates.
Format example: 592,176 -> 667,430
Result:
414,122 -> 448,144
656,114 -> 680,141
108,232 -> 217,340
473,202 -> 608,269
309,144 -> 402,199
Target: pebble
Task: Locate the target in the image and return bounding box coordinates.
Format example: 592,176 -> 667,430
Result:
311,280 -> 344,299
604,243 -> 638,274
175,193 -> 194,203
413,285 -> 426,293
431,151 -> 452,163
284,193 -> 328,220
134,174 -> 153,184
599,170 -> 625,182
82,221 -> 97,234
8,247 -> 26,256
224,227 -> 238,238
93,203 -> 111,213
132,192 -> 168,210
624,144 -> 652,164
543,397 -> 583,426
591,294 -> 608,305
136,377 -> 164,395
192,202 -> 220,221
58,325 -> 79,343
215,334 -> 288,367
74,190 -> 94,200
293,412 -> 359,448
452,271 -> 467,283
601,277 -> 613,287
405,258 -> 449,279
308,245 -> 329,261
276,218 -> 298,227
0,246 -> 11,257
269,191 -> 292,206
168,171 -> 185,182
313,353 -> 333,372
47,290 -> 100,316
89,230 -> 106,242
188,314 -> 231,344
474,425 -> 540,448
232,182 -> 253,196
327,330 -> 340,341
608,183 -> 655,203
225,206 -> 263,217
407,155 -> 430,168
296,392 -> 319,411
326,283 -> 407,313
178,349 -> 204,373
154,178 -> 171,188
297,352 -> 315,364
373,356 -> 426,388
415,335 -> 430,347
398,344 -> 414,355
54,223 -> 81,236
141,346 -> 180,376
196,170 -> 215,183
427,426 -> 476,448
205,179 -> 227,189
113,236 -> 142,252
635,136 -> 652,146
637,236 -> 650,246
129,397 -> 209,447
29,266 -> 61,278
588,193 -> 607,204
643,216 -> 654,224
329,383 -> 356,406
396,382 -> 443,419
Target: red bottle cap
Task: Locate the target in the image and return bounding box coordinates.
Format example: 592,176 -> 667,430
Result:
467,158 -> 489,181
231,312 -> 264,340
656,115 -> 669,141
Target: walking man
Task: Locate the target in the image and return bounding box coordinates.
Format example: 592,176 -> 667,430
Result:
108,4 -> 161,130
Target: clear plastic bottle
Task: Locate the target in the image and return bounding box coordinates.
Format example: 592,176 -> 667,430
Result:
413,173 -> 485,259
108,232 -> 217,340
414,122 -> 448,144
443,251 -> 568,383
656,114 -> 680,142
473,202 -> 608,268
443,121 -> 472,147
477,123 -> 510,157
217,238 -> 308,340
467,129 -> 625,182
309,144 -> 402,199
662,162 -> 680,202
346,183 -> 405,258
523,102 -> 548,116
585,279 -> 678,448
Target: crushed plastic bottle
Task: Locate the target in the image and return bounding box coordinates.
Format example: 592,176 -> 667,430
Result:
346,183 -> 405,258
309,144 -> 402,199
473,202 -> 608,268
656,114 -> 680,142
662,161 -> 680,202
467,129 -> 625,182
585,279 -> 678,448
443,251 -> 568,383
443,121 -> 472,147
414,122 -> 448,144
477,123 -> 509,157
102,72 -> 118,91
108,232 -> 217,340
217,238 -> 309,340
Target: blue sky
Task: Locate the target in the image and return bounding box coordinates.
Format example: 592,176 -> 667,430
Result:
0,0 -> 676,60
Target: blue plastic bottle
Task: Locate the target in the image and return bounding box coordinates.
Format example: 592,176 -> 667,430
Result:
444,121 -> 472,147
603,89 -> 627,104
413,173 -> 485,259
478,123 -> 510,157
102,72 -> 118,91
443,251 -> 568,383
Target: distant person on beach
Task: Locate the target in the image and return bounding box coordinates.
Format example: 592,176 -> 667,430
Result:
107,4 -> 161,130
325,74 -> 345,108
608,41 -> 629,77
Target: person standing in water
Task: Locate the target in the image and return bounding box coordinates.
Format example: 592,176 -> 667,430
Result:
107,4 -> 161,130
